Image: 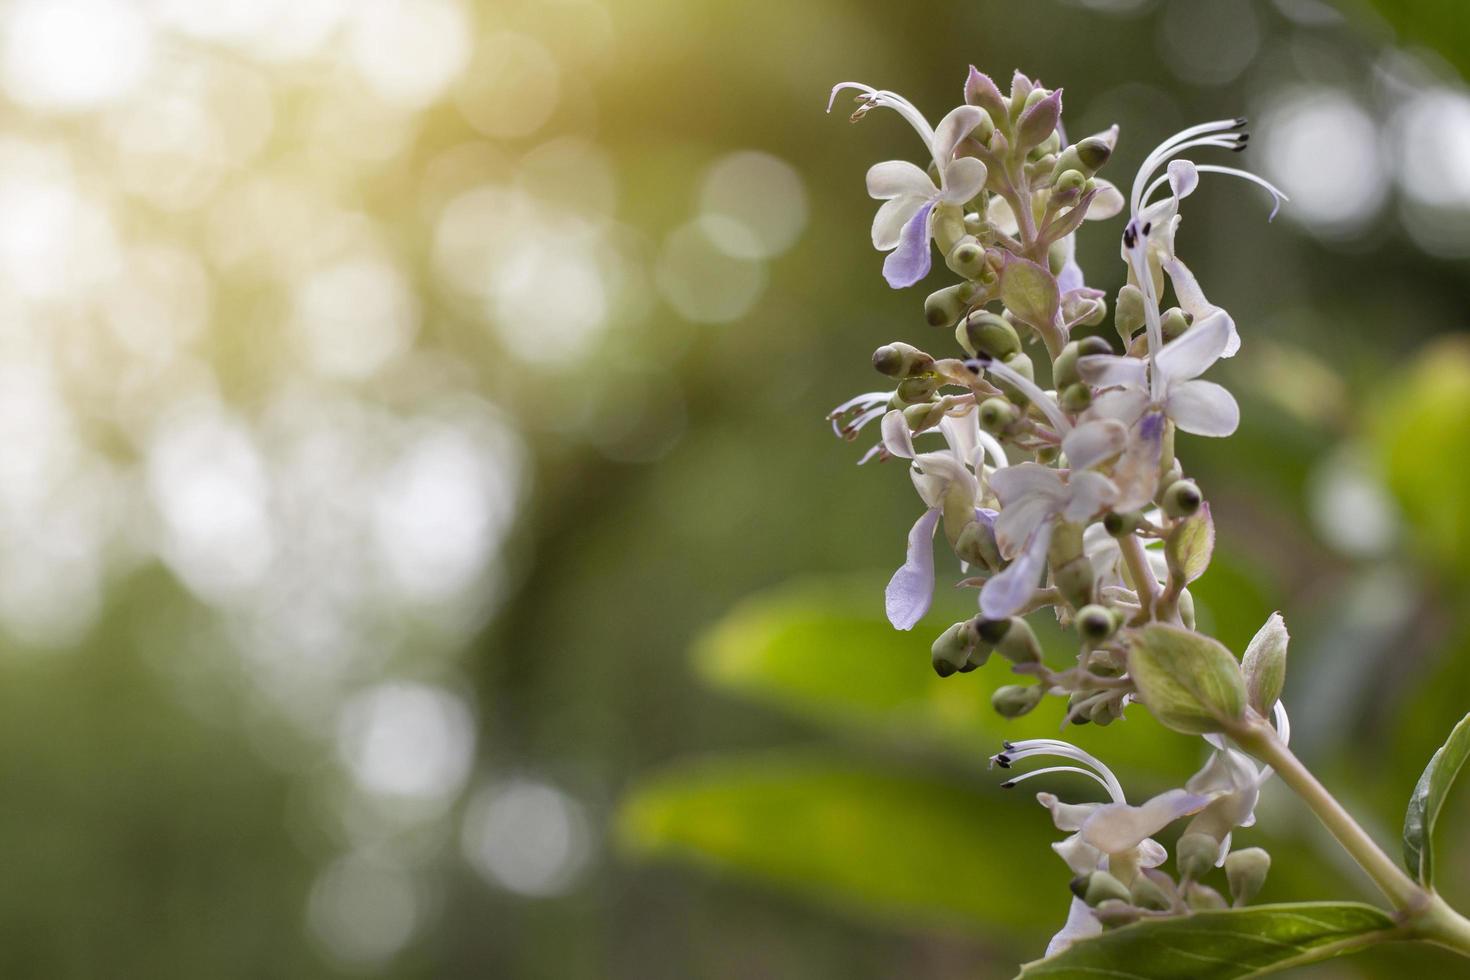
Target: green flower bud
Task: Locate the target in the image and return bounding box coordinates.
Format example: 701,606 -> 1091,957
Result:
1053,336 -> 1111,390
1162,479 -> 1203,519
932,620 -> 979,676
1103,510 -> 1142,537
976,617 -> 1012,644
1075,134 -> 1113,172
932,206 -> 968,255
924,283 -> 974,328
1093,899 -> 1142,929
1130,872 -> 1173,912
995,617 -> 1042,664
1224,847 -> 1271,906
1034,444 -> 1060,465
1077,604 -> 1117,642
1059,382 -> 1092,414
1115,284 -> 1145,342
1153,462 -> 1183,506
1072,870 -> 1131,907
963,211 -> 986,237
1242,612 -> 1289,715
978,397 -> 1017,433
896,374 -> 939,405
1051,168 -> 1087,206
1184,881 -> 1228,911
903,401 -> 946,432
991,683 -> 1044,718
946,237 -> 986,279
958,311 -> 1021,360
1161,306 -> 1191,342
1087,693 -> 1124,726
872,342 -> 934,379
955,520 -> 1003,571
997,352 -> 1035,405
1048,521 -> 1093,609
1178,586 -> 1196,631
1176,831 -> 1219,882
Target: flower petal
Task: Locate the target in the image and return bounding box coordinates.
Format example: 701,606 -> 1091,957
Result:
940,156 -> 987,204
932,105 -> 985,162
885,508 -> 941,630
1166,379 -> 1239,437
872,195 -> 925,250
1045,898 -> 1102,958
1080,788 -> 1212,854
1154,309 -> 1233,381
1168,159 -> 1199,201
1037,791 -> 1097,832
1077,354 -> 1146,390
1110,410 -> 1166,512
980,516 -> 1052,619
1062,419 -> 1128,471
1088,387 -> 1149,427
1063,470 -> 1119,523
882,200 -> 935,288
990,460 -> 1066,507
881,409 -> 914,458
1052,833 -> 1103,875
1136,838 -> 1168,869
866,160 -> 936,201
1085,179 -> 1125,221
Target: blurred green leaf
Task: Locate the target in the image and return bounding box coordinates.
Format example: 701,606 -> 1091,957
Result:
1373,337 -> 1470,581
1366,0 -> 1470,80
1403,712 -> 1470,884
1124,623 -> 1245,736
694,578 -> 1202,782
1015,902 -> 1398,979
619,752 -> 1067,939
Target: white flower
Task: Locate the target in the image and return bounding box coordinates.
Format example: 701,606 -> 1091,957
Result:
828,82 -> 988,288
1078,308 -> 1242,439
879,408 -> 1007,629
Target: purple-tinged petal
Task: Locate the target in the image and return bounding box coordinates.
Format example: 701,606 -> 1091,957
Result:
980,517 -> 1053,619
964,66 -> 1006,117
1045,898 -> 1102,958
882,200 -> 935,288
872,195 -> 925,250
885,508 -> 941,630
1062,419 -> 1128,471
1080,789 -> 1212,854
1110,410 -> 1166,512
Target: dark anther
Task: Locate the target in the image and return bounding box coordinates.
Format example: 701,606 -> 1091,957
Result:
994,755 -> 1012,769
1122,226 -> 1137,249
1141,221 -> 1151,235
1000,780 -> 1016,789
1234,116 -> 1248,127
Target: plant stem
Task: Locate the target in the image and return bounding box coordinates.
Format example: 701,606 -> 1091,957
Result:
1118,532 -> 1158,623
1234,719 -> 1424,913
1418,894 -> 1470,957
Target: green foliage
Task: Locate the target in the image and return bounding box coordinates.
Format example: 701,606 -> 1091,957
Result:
1016,903 -> 1398,979
1367,0 -> 1470,80
999,255 -> 1060,334
694,579 -> 1201,780
619,752 -> 1060,939
1165,504 -> 1213,586
1403,712 -> 1470,885
1124,624 -> 1246,735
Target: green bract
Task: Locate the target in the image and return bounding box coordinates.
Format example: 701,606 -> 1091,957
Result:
1125,624 -> 1246,735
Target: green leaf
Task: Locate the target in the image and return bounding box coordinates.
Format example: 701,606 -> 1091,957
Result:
1365,0 -> 1470,82
1125,623 -> 1246,735
694,578 -> 1202,780
1165,502 -> 1214,586
619,752 -> 1064,937
1403,712 -> 1470,884
1016,902 -> 1399,979
999,255 -> 1060,333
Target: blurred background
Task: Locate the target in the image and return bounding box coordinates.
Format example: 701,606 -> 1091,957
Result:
0,0 -> 1468,976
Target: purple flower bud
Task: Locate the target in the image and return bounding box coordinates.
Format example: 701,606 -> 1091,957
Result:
1016,89 -> 1063,152
965,66 -> 1007,124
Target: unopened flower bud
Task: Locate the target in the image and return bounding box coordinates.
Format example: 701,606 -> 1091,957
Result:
1115,284 -> 1145,342
1035,444 -> 1060,465
1242,612 -> 1289,715
1072,870 -> 1131,908
996,617 -> 1042,664
932,620 -> 979,676
1184,881 -> 1228,911
1088,693 -> 1124,726
1093,899 -> 1141,929
1104,510 -> 1142,537
1053,336 -> 1112,390
924,283 -> 974,328
964,66 -> 1009,128
1051,168 -> 1086,206
1075,134 -> 1114,173
1130,872 -> 1173,912
978,397 -> 1018,433
955,520 -> 1003,571
1161,307 -> 1190,342
1162,479 -> 1203,519
896,375 -> 939,405
1016,89 -> 1061,151
958,311 -> 1021,360
1224,847 -> 1271,906
1176,831 -> 1219,881
872,342 -> 934,378
1154,462 -> 1183,506
976,616 -> 1013,645
1059,382 -> 1092,413
903,401 -> 946,431
1178,586 -> 1196,631
997,352 -> 1035,405
991,683 -> 1044,718
1077,604 -> 1117,642
946,237 -> 986,279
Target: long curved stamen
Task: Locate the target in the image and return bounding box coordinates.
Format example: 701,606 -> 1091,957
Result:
828,391 -> 892,438
1193,165 -> 1289,220
992,738 -> 1128,802
977,429 -> 1009,469
970,356 -> 1072,435
1125,242 -> 1168,377
1130,118 -> 1245,213
1137,135 -> 1252,208
1000,766 -> 1115,794
1256,700 -> 1293,784
827,82 -> 938,164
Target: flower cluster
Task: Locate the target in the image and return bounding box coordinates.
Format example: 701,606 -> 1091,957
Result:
828,68 -> 1295,954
